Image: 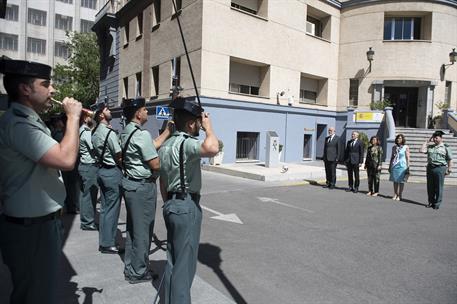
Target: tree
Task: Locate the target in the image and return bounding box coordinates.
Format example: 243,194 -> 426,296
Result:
53,32 -> 100,108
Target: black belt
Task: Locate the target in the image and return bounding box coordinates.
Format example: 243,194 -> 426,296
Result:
101,164 -> 116,169
4,209 -> 63,226
428,164 -> 446,168
167,192 -> 200,201
125,175 -> 157,183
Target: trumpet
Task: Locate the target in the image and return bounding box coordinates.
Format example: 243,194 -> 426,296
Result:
51,98 -> 94,117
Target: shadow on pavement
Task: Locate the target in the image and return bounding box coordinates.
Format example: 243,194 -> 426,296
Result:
58,214 -> 104,304
198,243 -> 248,304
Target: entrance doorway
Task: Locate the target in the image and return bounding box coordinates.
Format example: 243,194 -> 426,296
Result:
384,87 -> 418,127
303,134 -> 312,159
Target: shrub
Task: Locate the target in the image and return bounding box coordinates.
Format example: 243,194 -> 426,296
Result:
358,132 -> 370,150
218,140 -> 224,152
370,98 -> 392,110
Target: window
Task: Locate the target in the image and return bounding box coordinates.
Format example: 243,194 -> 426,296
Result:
349,79 -> 359,106
300,89 -> 317,103
136,13 -> 143,38
55,14 -> 73,31
5,4 -> 19,21
135,72 -> 142,97
445,81 -> 452,103
229,58 -> 269,97
123,23 -> 130,46
306,6 -> 331,40
152,0 -> 161,29
80,19 -> 94,33
231,2 -> 257,15
384,17 -> 421,40
171,57 -> 181,88
27,37 -> 46,55
151,66 -> 159,97
123,77 -> 129,99
0,33 -> 18,51
236,132 -> 259,161
28,8 -> 47,26
57,0 -> 73,3
81,0 -> 97,10
55,42 -> 69,59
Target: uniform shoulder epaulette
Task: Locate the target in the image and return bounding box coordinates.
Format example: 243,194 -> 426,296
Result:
12,108 -> 29,118
444,143 -> 449,147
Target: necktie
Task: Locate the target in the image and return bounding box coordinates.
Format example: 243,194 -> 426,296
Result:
352,140 -> 355,147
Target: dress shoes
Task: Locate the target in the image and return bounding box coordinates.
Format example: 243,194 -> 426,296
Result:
425,203 -> 433,208
329,185 -> 335,189
99,246 -> 124,254
81,224 -> 97,231
346,188 -> 353,192
432,205 -> 440,210
128,271 -> 159,284
353,188 -> 358,193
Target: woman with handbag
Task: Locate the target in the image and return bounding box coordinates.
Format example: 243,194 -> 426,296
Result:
365,136 -> 383,196
389,134 -> 410,201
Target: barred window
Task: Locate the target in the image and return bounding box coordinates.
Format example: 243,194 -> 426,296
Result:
55,14 -> 73,31
5,4 -> 19,21
55,42 -> 70,59
57,0 -> 73,3
27,37 -> 46,55
80,19 -> 94,33
0,33 -> 18,51
81,0 -> 97,10
28,8 -> 47,26
349,78 -> 359,106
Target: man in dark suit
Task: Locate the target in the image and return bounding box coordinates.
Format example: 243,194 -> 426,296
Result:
344,131 -> 364,193
323,127 -> 341,189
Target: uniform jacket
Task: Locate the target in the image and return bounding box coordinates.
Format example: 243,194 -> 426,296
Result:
365,145 -> 383,169
345,139 -> 364,165
323,135 -> 342,162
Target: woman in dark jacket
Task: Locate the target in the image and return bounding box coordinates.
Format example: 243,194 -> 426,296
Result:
364,136 -> 383,196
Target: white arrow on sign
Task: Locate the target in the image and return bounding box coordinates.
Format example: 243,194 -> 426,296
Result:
257,197 -> 314,213
201,205 -> 243,224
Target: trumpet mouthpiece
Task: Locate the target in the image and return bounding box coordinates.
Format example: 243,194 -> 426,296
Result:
50,98 -> 94,117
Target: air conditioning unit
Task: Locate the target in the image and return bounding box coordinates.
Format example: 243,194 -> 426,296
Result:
306,21 -> 315,36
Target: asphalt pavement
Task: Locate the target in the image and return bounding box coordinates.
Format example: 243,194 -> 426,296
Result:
1,171 -> 456,303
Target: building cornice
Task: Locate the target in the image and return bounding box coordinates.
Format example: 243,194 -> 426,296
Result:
341,0 -> 457,10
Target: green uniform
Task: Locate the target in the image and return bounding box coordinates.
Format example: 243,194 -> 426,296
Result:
0,102 -> 65,304
78,124 -> 99,229
120,122 -> 159,280
159,132 -> 202,304
92,122 -> 122,247
425,143 -> 453,208
365,145 -> 383,193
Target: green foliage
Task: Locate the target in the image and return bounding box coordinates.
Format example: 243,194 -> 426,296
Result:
436,101 -> 450,111
218,140 -> 224,152
358,132 -> 370,150
370,98 -> 392,110
53,32 -> 100,108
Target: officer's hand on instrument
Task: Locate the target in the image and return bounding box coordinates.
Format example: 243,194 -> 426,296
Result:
62,97 -> 82,119
200,112 -> 213,133
166,120 -> 176,133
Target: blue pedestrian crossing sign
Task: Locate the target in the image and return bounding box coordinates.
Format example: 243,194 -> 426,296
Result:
155,106 -> 170,120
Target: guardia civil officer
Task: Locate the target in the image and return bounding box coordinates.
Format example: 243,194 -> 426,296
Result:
159,97 -> 219,304
0,57 -> 82,304
78,111 -> 99,230
92,101 -> 123,253
120,97 -> 172,283
420,130 -> 453,210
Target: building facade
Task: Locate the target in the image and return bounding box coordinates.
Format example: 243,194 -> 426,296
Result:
94,0 -> 457,164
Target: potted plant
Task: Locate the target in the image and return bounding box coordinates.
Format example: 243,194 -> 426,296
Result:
210,140 -> 224,165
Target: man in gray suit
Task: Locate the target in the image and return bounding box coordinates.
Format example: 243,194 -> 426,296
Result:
323,127 -> 342,189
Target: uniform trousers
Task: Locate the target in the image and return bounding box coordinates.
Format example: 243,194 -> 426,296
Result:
0,216 -> 63,304
97,167 -> 122,247
163,194 -> 202,304
121,178 -> 157,279
78,163 -> 99,229
62,168 -> 80,213
426,165 -> 446,208
346,163 -> 360,189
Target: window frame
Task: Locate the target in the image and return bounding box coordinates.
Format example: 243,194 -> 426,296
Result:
0,32 -> 19,51
27,37 -> 46,55
55,14 -> 73,31
5,4 -> 19,21
349,78 -> 359,106
384,17 -> 422,41
28,8 -> 47,27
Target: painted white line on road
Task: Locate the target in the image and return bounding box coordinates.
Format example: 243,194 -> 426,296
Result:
201,205 -> 243,224
257,197 -> 315,213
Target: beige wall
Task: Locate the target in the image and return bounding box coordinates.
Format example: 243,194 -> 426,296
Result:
338,2 -> 457,111
201,0 -> 341,109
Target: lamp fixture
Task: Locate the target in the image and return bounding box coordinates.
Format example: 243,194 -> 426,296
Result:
441,48 -> 457,76
366,47 -> 374,72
